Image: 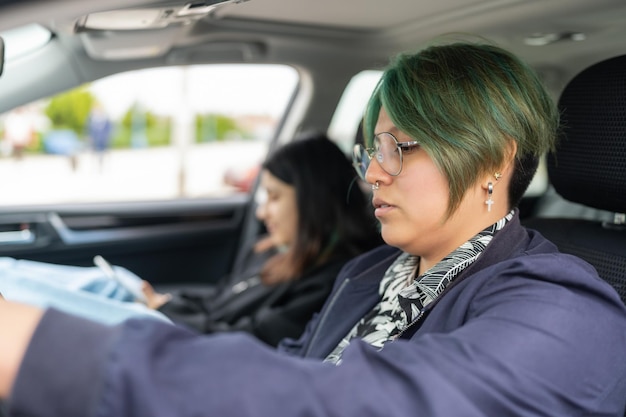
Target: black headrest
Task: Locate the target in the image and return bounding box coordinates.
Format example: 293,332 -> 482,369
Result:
548,55 -> 626,214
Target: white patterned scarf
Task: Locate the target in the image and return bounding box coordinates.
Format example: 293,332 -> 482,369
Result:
325,211 -> 514,364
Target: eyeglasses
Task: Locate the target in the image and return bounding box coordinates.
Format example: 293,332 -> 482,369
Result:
352,132 -> 420,180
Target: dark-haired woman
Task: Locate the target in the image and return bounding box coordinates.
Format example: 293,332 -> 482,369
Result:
0,133 -> 380,347
143,133 -> 382,345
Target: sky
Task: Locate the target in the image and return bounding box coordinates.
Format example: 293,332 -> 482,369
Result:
88,64 -> 300,120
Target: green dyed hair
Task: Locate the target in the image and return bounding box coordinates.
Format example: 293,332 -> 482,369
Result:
364,41 -> 559,218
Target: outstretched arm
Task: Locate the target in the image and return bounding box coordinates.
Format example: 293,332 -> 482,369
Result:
0,299 -> 43,398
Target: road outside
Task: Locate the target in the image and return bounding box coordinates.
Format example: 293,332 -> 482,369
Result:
0,140 -> 268,206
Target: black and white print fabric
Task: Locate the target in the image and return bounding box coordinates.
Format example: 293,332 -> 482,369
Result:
325,210 -> 514,365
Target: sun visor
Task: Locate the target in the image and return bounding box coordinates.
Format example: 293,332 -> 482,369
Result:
75,1 -> 251,31
79,26 -> 183,60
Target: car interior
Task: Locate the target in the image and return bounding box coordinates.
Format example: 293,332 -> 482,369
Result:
0,0 -> 626,284
0,0 -> 622,336
0,0 -> 623,414
0,0 -> 626,294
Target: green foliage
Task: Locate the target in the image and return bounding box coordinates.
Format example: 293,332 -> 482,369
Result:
41,91 -> 250,151
44,87 -> 95,135
112,105 -> 171,148
195,113 -> 248,143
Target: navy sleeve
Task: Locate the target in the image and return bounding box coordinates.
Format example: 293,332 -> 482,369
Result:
8,309 -> 117,417
7,253 -> 626,417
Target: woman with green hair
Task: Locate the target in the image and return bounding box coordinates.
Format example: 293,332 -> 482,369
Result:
1,41 -> 625,417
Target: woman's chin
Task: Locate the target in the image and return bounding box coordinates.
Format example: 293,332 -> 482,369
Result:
380,229 -> 402,248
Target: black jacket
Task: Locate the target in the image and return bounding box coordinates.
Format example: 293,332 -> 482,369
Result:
158,249 -> 346,346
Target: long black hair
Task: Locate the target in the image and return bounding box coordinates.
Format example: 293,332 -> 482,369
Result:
259,132 -> 381,284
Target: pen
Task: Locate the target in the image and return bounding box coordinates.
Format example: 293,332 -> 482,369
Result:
93,255 -> 146,303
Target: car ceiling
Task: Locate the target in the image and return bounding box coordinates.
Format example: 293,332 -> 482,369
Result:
0,0 -> 626,128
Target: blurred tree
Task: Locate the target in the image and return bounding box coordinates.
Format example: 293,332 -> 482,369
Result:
113,105 -> 171,148
44,87 -> 95,135
195,113 -> 247,143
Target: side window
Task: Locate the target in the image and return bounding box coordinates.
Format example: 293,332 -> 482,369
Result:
327,70 -> 382,153
0,64 -> 299,205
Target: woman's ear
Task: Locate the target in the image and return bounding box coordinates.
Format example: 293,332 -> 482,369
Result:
480,139 -> 517,190
498,139 -> 518,181
503,139 -> 518,169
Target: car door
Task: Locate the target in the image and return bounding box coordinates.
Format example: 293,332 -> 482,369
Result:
0,197 -> 253,287
0,62 -> 299,288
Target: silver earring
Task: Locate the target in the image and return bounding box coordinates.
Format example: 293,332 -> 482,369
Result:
485,182 -> 494,212
372,181 -> 379,191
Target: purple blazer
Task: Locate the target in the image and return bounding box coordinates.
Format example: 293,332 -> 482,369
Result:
8,213 -> 626,417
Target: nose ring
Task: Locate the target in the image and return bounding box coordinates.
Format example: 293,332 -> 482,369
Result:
372,181 -> 380,191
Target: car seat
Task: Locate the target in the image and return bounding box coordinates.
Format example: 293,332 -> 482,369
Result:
523,54 -> 626,308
